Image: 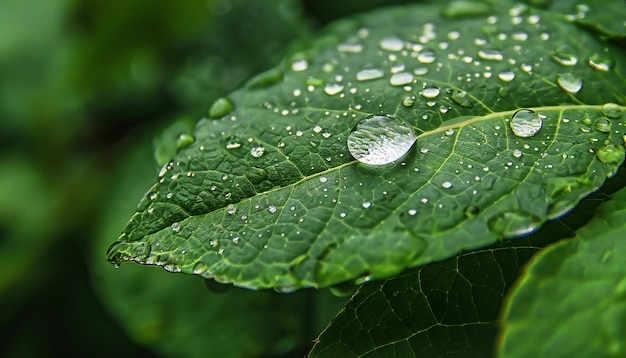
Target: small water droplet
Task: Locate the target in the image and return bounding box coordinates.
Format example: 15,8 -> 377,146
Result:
324,83 -> 344,95
356,68 -> 384,81
408,209 -> 417,215
414,67 -> 429,75
389,72 -> 414,86
417,51 -> 436,64
552,44 -> 578,66
209,97 -> 235,119
451,89 -> 473,107
588,53 -> 612,71
225,136 -> 242,149
250,147 -> 265,157
380,36 -> 405,51
595,118 -> 611,133
226,204 -> 236,215
268,205 -> 277,213
338,43 -> 363,53
557,72 -> 582,93
513,149 -> 523,158
602,103 -> 622,119
291,59 -> 308,71
478,49 -> 503,60
511,109 -> 542,138
498,71 -> 515,82
362,201 -> 372,208
402,96 -> 416,107
420,87 -> 440,98
441,181 -> 452,189
347,115 -> 417,165
171,222 -> 181,232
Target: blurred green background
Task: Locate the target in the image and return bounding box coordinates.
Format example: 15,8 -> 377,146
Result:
0,0 -> 419,356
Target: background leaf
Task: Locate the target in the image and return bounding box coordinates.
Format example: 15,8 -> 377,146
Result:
498,186 -> 626,357
108,1 -> 626,292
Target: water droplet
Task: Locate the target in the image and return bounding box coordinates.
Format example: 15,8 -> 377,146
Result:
380,36 -> 405,51
596,118 -> 611,133
356,68 -> 384,81
225,136 -> 242,149
552,44 -> 578,66
414,67 -> 429,75
250,147 -> 265,157
324,83 -> 344,96
402,96 -> 416,107
512,31 -> 528,41
347,115 -> 417,165
488,211 -> 541,238
511,109 -> 542,138
417,51 -> 436,64
313,125 -> 323,133
596,145 -> 625,166
451,89 -> 473,107
441,181 -> 452,189
171,222 -> 181,232
557,72 -> 582,93
498,71 -> 515,82
226,204 -> 236,215
389,72 -> 414,86
208,97 -> 235,119
362,201 -> 372,208
602,103 -> 622,119
513,149 -> 523,158
408,209 -> 417,215
588,53 -> 612,71
268,205 -> 278,213
420,87 -> 440,98
478,49 -> 503,61
338,43 -> 363,53
291,59 -> 308,71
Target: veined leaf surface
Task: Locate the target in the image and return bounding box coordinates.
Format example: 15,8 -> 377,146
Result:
107,1 -> 626,291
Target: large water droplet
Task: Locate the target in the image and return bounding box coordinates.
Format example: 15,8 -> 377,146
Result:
498,71 -> 516,82
291,59 -> 308,72
557,72 -> 582,93
417,51 -> 436,64
347,115 -> 417,165
208,97 -> 234,119
551,44 -> 578,66
488,211 -> 541,238
510,109 -> 542,138
176,134 -> 195,150
356,67 -> 384,81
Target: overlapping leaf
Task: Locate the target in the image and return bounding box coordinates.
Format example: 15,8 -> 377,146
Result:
498,186 -> 626,357
107,1 -> 626,291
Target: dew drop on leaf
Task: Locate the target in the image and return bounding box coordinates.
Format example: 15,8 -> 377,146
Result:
356,68 -> 384,81
557,72 -> 582,93
250,147 -> 265,157
389,72 -> 414,86
551,44 -> 578,66
478,49 -> 504,61
588,53 -> 612,71
175,134 -> 195,150
595,118 -> 611,133
324,83 -> 344,95
379,36 -> 405,51
498,71 -> 516,82
171,222 -> 181,232
420,87 -> 440,98
417,51 -> 436,64
510,109 -> 542,138
451,89 -> 473,107
225,136 -> 242,149
291,59 -> 309,72
347,114 -> 417,165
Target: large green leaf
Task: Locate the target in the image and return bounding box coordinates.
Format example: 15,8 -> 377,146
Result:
107,1 -> 626,291
498,186 -> 626,357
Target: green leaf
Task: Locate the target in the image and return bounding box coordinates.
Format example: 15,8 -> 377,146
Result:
107,1 -> 626,291
92,128 -> 346,357
498,186 -> 626,357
